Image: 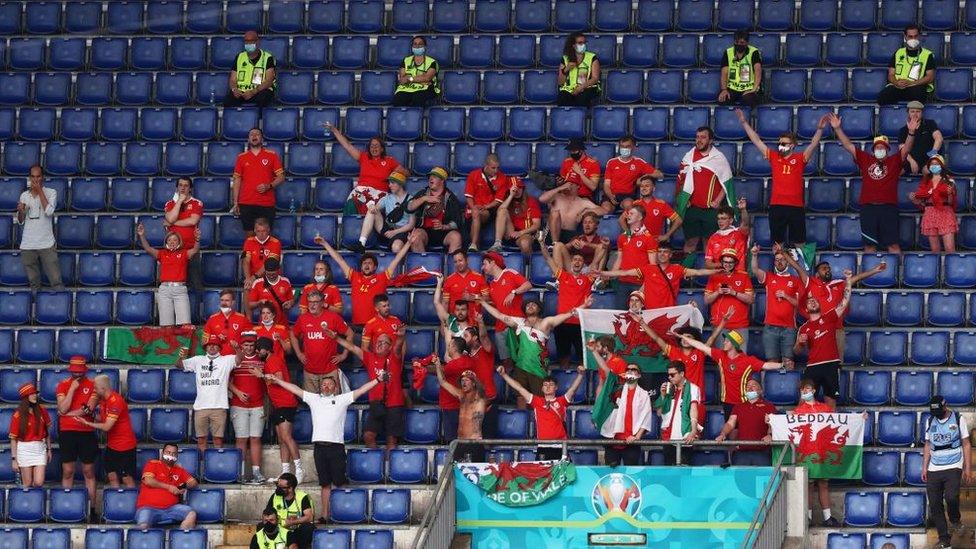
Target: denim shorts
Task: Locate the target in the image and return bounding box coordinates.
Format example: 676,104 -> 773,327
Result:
135,504 -> 194,527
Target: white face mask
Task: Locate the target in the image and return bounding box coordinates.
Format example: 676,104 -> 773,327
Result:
314,275 -> 326,283
801,391 -> 815,402
220,306 -> 231,315
262,319 -> 274,327
618,147 -> 632,158
777,145 -> 792,155
575,44 -> 586,54
873,148 -> 887,160
906,38 -> 920,49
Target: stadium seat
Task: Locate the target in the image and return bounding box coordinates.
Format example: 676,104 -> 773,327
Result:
877,411 -> 916,446
769,70 -> 807,103
786,33 -> 823,67
935,68 -> 974,102
869,331 -> 907,366
827,533 -> 868,549
56,329 -> 95,363
945,254 -> 976,287
168,529 -> 208,549
371,489 -> 410,524
911,331 -> 949,366
900,253 -> 940,288
845,292 -> 881,327
862,451 -> 900,486
49,488 -> 89,523
166,370 -> 197,405
850,68 -> 887,102
187,489 -> 224,523
116,290 -> 154,325
903,452 -> 924,487
937,371 -> 974,406
150,408 -> 188,443
927,292 -> 965,327
348,449 -> 385,484
851,370 -> 889,406
125,369 -> 165,405
117,252 -> 156,287
35,291 -> 71,325
403,408 -> 440,444
202,449 -> 241,484
481,71 -> 520,105
125,529 -> 165,549
18,329 -> 55,363
388,449 -> 428,484
201,253 -> 240,286
32,528 -> 71,549
330,489 -> 368,524
893,371 -> 933,406
0,369 -> 36,403
825,33 -> 864,66
355,530 -> 394,549
20,108 -> 57,142
661,34 -> 698,68
0,73 -> 30,106
5,488 -> 42,523
497,409 -> 530,439
886,492 -> 924,527
884,292 -> 923,326
843,491 -> 883,527
0,292 -> 30,325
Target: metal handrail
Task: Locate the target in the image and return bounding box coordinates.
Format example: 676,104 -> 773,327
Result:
741,442 -> 795,549
410,438 -> 795,549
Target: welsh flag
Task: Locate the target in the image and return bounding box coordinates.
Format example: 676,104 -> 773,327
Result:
465,460 -> 577,507
578,305 -> 705,374
103,326 -> 204,365
674,147 -> 736,218
770,412 -> 864,479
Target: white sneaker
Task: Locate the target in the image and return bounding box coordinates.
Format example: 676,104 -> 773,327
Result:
294,465 -> 305,484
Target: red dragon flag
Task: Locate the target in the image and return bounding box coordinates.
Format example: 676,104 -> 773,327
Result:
769,412 -> 865,479
103,326 -> 205,365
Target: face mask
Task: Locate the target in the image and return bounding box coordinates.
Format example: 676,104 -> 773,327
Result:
220,306 -> 231,315
314,275 -> 326,283
873,148 -> 887,160
618,147 -> 632,158
274,487 -> 287,497
800,392 -> 815,402
162,455 -> 177,465
777,145 -> 793,155
735,44 -> 748,54
412,47 -> 425,56
570,152 -> 582,161
263,523 -> 277,535
262,319 -> 274,328
244,43 -> 257,53
906,38 -> 920,49
745,391 -> 759,401
574,43 -> 586,54
929,165 -> 942,175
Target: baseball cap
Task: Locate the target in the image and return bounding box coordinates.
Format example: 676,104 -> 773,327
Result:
872,135 -> 891,149
720,248 -> 739,262
482,251 -> 505,269
565,138 -> 586,151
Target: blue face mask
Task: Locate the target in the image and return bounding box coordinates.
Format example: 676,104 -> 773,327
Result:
800,392 -> 815,402
745,391 -> 759,401
929,165 -> 943,175
244,43 -> 257,53
412,47 -> 426,56
618,147 -> 632,158
575,44 -> 586,54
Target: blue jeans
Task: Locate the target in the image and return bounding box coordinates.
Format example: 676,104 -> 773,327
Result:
762,325 -> 796,362
135,504 -> 193,527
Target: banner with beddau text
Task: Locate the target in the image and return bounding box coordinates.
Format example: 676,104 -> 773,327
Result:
455,463 -> 777,548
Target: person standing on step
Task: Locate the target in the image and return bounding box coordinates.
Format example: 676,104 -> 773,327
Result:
924,395 -> 972,549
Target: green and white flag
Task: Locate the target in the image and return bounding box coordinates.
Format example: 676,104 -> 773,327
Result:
103,326 -> 204,365
464,460 -> 577,508
674,147 -> 736,218
578,305 -> 705,374
770,412 -> 864,479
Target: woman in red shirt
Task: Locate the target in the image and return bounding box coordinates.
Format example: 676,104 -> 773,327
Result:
137,224 -> 201,327
9,383 -> 51,487
299,260 -> 343,314
325,121 -> 408,214
910,154 -> 958,253
254,304 -> 292,361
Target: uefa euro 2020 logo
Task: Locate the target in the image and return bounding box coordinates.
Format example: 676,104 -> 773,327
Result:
591,473 -> 642,518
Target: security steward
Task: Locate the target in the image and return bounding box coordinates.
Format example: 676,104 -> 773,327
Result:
923,395 -> 971,549
557,32 -> 601,107
877,24 -> 937,105
718,30 -> 763,107
250,507 -> 296,549
226,30 -> 277,109
393,35 -> 439,107
262,472 -> 314,549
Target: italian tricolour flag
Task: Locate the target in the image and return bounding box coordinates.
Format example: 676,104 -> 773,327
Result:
770,412 -> 864,479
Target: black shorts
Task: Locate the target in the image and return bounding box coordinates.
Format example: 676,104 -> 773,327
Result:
59,431 -> 98,464
860,204 -> 899,248
421,228 -> 455,248
104,448 -> 138,479
378,230 -> 408,250
554,323 -> 584,361
804,361 -> 841,400
313,442 -> 347,487
768,205 -> 807,246
364,402 -> 404,438
238,204 -> 277,232
558,229 -> 580,243
270,407 -> 297,426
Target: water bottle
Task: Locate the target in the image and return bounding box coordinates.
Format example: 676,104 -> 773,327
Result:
289,198 -> 296,214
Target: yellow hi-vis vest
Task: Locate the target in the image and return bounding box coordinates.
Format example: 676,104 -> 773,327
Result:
235,50 -> 275,92
560,51 -> 600,93
271,490 -> 311,529
395,55 -> 440,94
254,527 -> 289,549
894,47 -> 935,92
726,45 -> 758,92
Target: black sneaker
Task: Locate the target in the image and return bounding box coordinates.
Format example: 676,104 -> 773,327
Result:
821,517 -> 839,527
345,241 -> 366,253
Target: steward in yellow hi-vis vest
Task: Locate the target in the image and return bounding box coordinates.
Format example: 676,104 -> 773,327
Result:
251,508 -> 293,549
557,32 -> 601,107
225,31 -> 277,109
393,36 -> 440,107
877,25 -> 937,106
261,473 -> 315,548
719,30 -> 763,107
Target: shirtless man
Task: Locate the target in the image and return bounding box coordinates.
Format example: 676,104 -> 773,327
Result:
434,361 -> 487,463
561,211 -> 610,272
539,180 -> 608,244
479,294 -> 593,409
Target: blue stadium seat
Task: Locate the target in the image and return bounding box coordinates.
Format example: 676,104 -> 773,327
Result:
823,33 -> 862,66
0,331 -> 11,363
881,0 -> 918,29
621,35 -> 658,69
497,409 -> 530,439
32,528 -> 71,549
146,1 -> 183,34
506,107 -> 544,141
126,529 -> 165,549
139,109 -> 178,142
523,70 -> 558,104
901,451 -> 924,487
19,108 -> 56,141
513,0 -> 549,32
866,33 -> 903,65
168,370 -> 197,404
441,71 -> 480,104
884,292 -> 922,327
661,34 -> 697,68
936,69 -> 974,102
371,489 -> 410,525
76,290 -> 114,324
843,491 -> 883,527
129,37 -> 166,72
117,252 -> 158,287
785,33 -> 823,67
39,369 -> 68,402
550,107 -> 586,140
849,68 -> 885,102
186,489 -> 224,523
306,1 -> 342,33
426,108 -> 465,142
7,488 -> 45,523
49,37 -> 86,71
330,489 -> 368,524
827,533 -> 867,549
168,529 -> 208,549
859,254 -> 897,288
894,371 -> 933,406
869,331 -> 907,366
927,292 -> 965,328
114,73 -> 153,106
95,216 -> 134,249
313,529 -> 353,549
49,488 -> 89,523
44,142 -> 82,174
900,253 -> 940,288
0,73 -> 30,106
403,408 -> 440,444
0,1 -> 22,34
912,331 -> 949,366
106,1 -> 143,34
167,38 -> 206,71
355,530 -> 393,549
208,37 -> 240,70
886,492 -> 924,527
125,142 -> 163,176
388,449 -> 428,484
950,32 -> 976,65
286,143 -> 325,177
57,329 -> 96,363
0,291 -> 31,325
477,71 -> 518,105
498,35 -> 535,69
938,371 -> 974,406
768,70 -> 807,103
202,449 -> 241,484
851,370 -> 890,406
0,369 -> 36,403
150,408 -> 188,443
332,36 -> 369,70
35,291 -> 71,325
126,369 -> 165,405
877,411 -> 916,446
225,0 -> 263,33
348,449 -> 385,484
838,0 -> 876,30
686,70 -> 719,103
9,38 -> 45,71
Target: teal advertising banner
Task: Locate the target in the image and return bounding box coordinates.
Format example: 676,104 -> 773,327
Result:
455,464 -> 776,548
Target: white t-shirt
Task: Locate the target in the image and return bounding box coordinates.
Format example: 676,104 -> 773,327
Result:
15,188 -> 57,250
925,413 -> 969,472
183,354 -> 236,410
302,390 -> 354,444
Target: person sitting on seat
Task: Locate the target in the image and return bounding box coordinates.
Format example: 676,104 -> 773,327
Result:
134,443 -> 199,530
557,32 -> 601,106
225,31 -> 276,109
393,35 -> 440,107
877,24 -> 937,106
718,30 -> 762,107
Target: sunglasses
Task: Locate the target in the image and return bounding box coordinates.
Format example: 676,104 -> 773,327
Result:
667,372 -> 680,377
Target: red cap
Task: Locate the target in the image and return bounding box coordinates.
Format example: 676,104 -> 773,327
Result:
204,333 -> 222,347
67,356 -> 88,374
482,251 -> 506,269
18,383 -> 38,399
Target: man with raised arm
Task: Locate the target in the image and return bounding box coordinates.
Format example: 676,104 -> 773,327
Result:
704,248 -> 754,349
481,251 -> 533,369
751,245 -> 802,370
290,289 -> 352,392
497,364 -> 586,461
703,198 -> 751,270
597,245 -> 718,309
794,273 -> 853,410
434,274 -> 474,337
434,358 -> 488,463
538,231 -> 595,369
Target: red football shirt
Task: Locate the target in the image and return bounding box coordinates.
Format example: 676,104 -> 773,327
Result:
443,270 -> 488,316
136,460 -> 192,509
555,269 -> 592,325
56,377 -> 96,432
358,154 -> 400,192
203,311 -> 253,356
248,276 -> 294,325
242,235 -> 282,276
605,157 -> 656,196
598,354 -> 628,382
730,399 -> 777,449
299,283 -> 342,313
704,226 -> 749,269
793,400 -> 834,414
263,353 -> 297,409
157,248 -> 190,283
637,263 -> 684,308
100,391 -> 137,451
530,395 -> 570,440
509,196 -> 542,231
470,346 -> 497,400
767,151 -> 806,207
293,310 -> 349,375
363,351 -> 405,407
350,270 -> 391,326
361,314 -> 404,352
487,269 -> 528,331
710,348 -> 764,405
464,168 -> 508,207
254,323 -> 289,362
9,408 -> 51,442
234,148 -> 283,207
163,197 -> 203,248
762,273 -> 802,328
798,309 -> 841,366
439,355 -> 473,410
679,149 -> 724,209
855,150 -> 901,205
231,354 -> 265,408
632,198 -> 678,236
616,228 -> 657,284
705,272 -> 753,329
667,345 -> 706,395
559,155 -> 602,199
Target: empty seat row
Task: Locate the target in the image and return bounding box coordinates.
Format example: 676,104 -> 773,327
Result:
847,290 -> 976,326
826,532 -> 911,549
843,491 -> 926,528
0,527 -> 208,549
